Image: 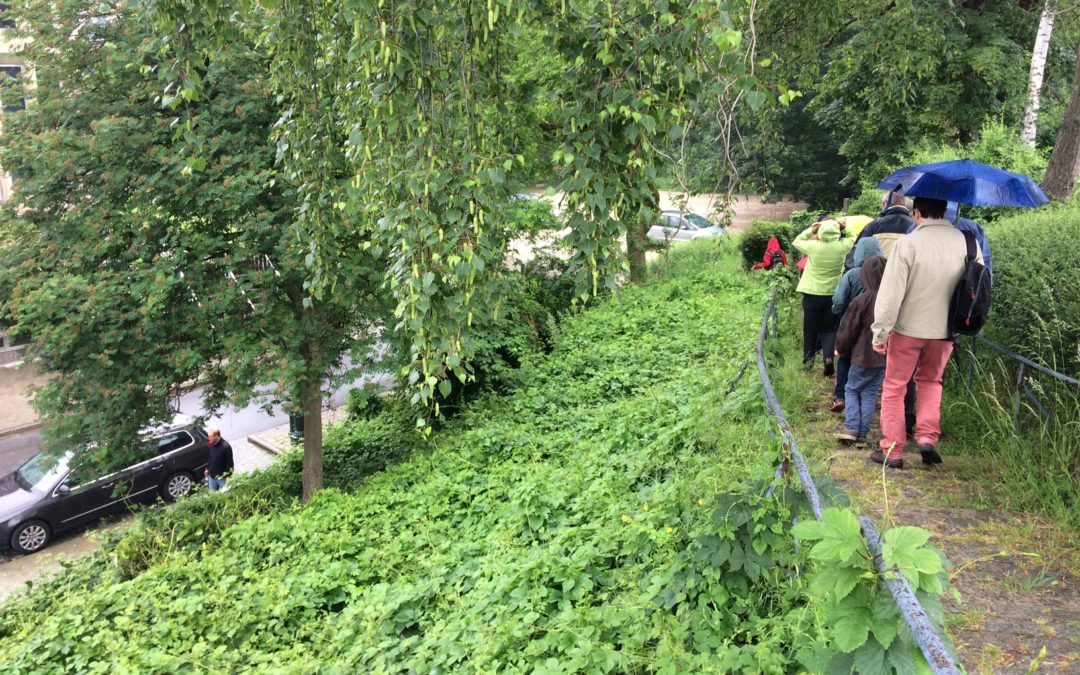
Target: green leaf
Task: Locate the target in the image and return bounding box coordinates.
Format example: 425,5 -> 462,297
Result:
790,519 -> 827,541
809,563 -> 865,601
851,638 -> 888,674
834,616 -> 869,653
809,508 -> 864,564
882,526 -> 941,585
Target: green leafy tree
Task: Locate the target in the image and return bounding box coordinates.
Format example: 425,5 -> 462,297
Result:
151,0 -> 781,410
757,1 -> 1049,188
0,0 -> 384,499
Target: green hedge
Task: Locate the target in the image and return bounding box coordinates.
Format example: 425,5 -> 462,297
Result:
738,219 -> 800,269
986,199 -> 1080,372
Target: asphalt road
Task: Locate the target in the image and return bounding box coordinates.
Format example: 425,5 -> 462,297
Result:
0,429 -> 40,477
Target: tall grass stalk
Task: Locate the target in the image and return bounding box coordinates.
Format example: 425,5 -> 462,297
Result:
942,346 -> 1080,528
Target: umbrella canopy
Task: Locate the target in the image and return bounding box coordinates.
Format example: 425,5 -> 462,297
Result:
876,159 -> 1048,208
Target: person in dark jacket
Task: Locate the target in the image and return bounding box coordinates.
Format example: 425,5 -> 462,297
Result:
833,255 -> 887,446
845,190 -> 914,270
828,236 -> 884,412
752,236 -> 788,270
205,428 -> 234,491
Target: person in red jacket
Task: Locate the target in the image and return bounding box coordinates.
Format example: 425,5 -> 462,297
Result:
752,237 -> 788,270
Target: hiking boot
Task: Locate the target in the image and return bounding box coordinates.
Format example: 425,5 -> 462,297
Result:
823,360 -> 835,378
855,435 -> 869,448
829,399 -> 845,413
868,449 -> 904,469
833,427 -> 858,443
918,443 -> 943,465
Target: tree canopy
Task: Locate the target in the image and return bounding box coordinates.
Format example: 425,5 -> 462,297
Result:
0,0 -> 384,496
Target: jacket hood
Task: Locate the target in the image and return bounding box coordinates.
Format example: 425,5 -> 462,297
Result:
817,220 -> 841,241
853,236 -> 883,268
860,255 -> 886,294
765,236 -> 781,252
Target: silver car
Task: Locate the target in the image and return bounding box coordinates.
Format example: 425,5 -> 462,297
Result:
646,210 -> 727,242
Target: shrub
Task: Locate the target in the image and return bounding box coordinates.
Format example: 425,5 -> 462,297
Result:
738,219 -> 800,269
322,403 -> 422,490
0,243 -> 954,674
105,454 -> 303,579
345,383 -> 385,419
985,198 -> 1080,372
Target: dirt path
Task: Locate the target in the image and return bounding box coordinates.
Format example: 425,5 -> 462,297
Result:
797,385 -> 1080,673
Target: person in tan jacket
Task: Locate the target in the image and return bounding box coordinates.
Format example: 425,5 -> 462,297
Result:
870,197 -> 983,468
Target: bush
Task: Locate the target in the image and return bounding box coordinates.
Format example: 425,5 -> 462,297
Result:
0,244 -> 955,674
738,219 -> 800,269
322,403 -> 422,490
105,454 -> 303,579
985,198 -> 1080,372
345,384 -> 385,419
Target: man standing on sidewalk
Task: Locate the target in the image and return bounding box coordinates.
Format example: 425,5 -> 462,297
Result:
205,428 -> 234,491
871,197 -> 982,469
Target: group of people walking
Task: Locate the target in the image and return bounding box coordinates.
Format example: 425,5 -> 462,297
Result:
778,190 -> 986,469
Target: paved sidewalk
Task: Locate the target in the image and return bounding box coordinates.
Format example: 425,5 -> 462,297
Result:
247,407 -> 350,456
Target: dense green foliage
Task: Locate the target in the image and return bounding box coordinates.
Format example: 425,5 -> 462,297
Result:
846,119 -> 1049,222
0,244 -> 953,673
985,197 -> 1080,370
756,1 -> 1062,191
738,220 -> 800,270
0,0 -> 383,491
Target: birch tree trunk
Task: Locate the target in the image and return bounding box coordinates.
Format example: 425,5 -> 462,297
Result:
1042,41 -> 1080,199
1022,2 -> 1056,147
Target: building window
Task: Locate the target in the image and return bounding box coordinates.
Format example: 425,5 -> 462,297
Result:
0,66 -> 24,112
0,4 -> 13,30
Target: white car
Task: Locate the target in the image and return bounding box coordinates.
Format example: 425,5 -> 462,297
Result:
647,210 -> 727,242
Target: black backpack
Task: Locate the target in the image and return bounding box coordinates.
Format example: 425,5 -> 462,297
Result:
949,231 -> 991,337
768,249 -> 784,270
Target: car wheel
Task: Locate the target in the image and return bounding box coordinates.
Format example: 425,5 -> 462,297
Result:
162,471 -> 195,502
12,520 -> 51,554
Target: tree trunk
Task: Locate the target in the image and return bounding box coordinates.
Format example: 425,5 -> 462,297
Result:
300,376 -> 324,501
1042,42 -> 1080,199
626,214 -> 648,283
1021,2 -> 1055,147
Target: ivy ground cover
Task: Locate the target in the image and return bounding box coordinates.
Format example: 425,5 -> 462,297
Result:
2,241 -> 901,672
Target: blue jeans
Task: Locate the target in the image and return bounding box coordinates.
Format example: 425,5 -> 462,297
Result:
844,364 -> 886,437
833,353 -> 851,401
208,475 -> 227,492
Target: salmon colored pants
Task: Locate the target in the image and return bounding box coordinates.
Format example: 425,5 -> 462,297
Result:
879,332 -> 953,459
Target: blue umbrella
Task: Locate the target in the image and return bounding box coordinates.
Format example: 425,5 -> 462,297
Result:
876,159 -> 1048,208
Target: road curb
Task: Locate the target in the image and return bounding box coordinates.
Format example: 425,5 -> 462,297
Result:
248,431 -> 290,456
0,422 -> 41,440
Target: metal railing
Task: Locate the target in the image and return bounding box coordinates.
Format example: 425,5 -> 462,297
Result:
958,334 -> 1079,431
756,288 -> 961,675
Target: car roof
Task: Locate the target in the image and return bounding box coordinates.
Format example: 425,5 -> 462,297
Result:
144,413 -> 196,436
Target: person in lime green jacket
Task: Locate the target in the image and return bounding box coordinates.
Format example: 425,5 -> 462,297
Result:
793,219 -> 855,374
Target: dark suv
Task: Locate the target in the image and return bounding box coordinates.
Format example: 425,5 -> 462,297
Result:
0,415 -> 209,554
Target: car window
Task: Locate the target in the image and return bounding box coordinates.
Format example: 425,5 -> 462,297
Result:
15,453 -> 69,492
685,214 -> 712,228
662,215 -> 682,228
156,430 -> 195,456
